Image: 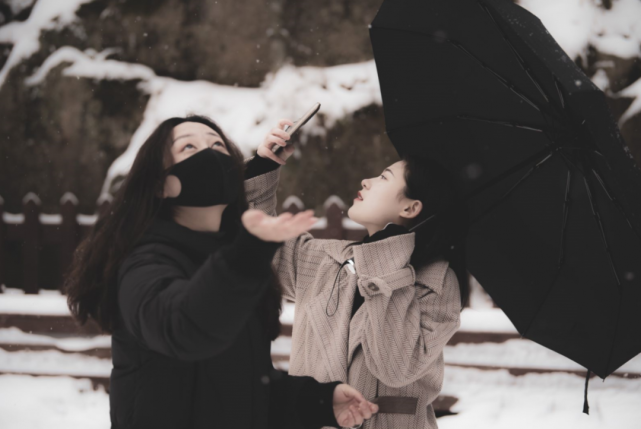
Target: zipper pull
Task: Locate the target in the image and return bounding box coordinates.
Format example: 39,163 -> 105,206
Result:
345,258 -> 355,274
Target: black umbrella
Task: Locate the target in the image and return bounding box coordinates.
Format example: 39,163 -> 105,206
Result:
369,0 -> 641,398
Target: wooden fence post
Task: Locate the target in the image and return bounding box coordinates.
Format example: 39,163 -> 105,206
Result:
22,193 -> 41,294
60,193 -> 80,290
96,193 -> 112,219
0,195 -> 4,292
324,196 -> 346,239
282,196 -> 304,215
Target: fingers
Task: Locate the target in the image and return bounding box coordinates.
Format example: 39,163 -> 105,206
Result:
271,127 -> 291,141
275,210 -> 317,235
349,405 -> 365,426
278,118 -> 295,131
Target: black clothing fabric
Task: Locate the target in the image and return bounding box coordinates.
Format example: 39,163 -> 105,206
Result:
111,217 -> 340,429
350,224 -> 410,318
244,154 -> 281,178
165,148 -> 241,207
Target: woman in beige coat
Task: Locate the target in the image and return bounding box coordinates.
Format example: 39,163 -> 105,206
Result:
245,124 -> 470,429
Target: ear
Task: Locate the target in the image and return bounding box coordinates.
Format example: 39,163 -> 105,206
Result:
161,175 -> 182,198
399,199 -> 422,220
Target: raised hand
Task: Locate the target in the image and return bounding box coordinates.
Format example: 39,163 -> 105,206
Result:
333,384 -> 379,428
241,209 -> 317,243
256,118 -> 295,165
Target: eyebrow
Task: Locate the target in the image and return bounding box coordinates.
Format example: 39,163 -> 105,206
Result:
173,132 -> 222,145
384,168 -> 395,177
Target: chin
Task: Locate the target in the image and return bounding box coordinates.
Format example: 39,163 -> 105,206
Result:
347,205 -> 366,227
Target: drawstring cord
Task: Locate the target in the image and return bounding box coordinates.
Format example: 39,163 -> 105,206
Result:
583,369 -> 591,415
326,259 -> 354,317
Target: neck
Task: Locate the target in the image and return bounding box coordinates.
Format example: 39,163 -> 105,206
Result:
365,224 -> 385,237
173,204 -> 228,232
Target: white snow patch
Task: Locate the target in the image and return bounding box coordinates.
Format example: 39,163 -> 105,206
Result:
282,195 -> 305,210
0,0 -> 96,88
0,290 -> 70,315
281,301 -> 295,325
619,75 -> 641,124
323,195 -> 347,210
0,328 -> 111,352
20,45 -> 380,194
0,348 -> 111,377
518,0 -> 641,61
444,339 -> 641,375
459,308 -> 518,333
591,69 -> 610,91
102,60 -> 380,193
439,367 -> 641,429
5,0 -> 35,16
342,217 -> 365,230
0,375 -> 109,429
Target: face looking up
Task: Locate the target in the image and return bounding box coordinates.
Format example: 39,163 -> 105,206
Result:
347,160 -> 423,235
163,122 -> 230,198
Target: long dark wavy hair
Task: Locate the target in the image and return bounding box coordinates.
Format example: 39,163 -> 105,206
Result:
401,155 -> 470,309
64,115 -> 282,339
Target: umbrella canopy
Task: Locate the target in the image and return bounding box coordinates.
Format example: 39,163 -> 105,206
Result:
370,0 -> 641,380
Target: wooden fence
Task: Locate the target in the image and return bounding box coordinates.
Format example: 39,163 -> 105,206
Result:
0,192 -> 367,294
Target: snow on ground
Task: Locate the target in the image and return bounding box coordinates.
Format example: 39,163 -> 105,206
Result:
439,367 -> 641,429
0,327 -> 111,351
0,375 -> 109,429
445,339 -> 641,374
0,348 -> 111,377
0,288 -> 70,315
1,367 -> 639,429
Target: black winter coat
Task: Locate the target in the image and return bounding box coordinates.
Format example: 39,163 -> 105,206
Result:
110,215 -> 339,429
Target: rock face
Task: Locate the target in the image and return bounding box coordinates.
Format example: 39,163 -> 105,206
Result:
0,0 -> 639,215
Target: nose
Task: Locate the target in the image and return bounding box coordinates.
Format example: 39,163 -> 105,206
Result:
361,178 -> 370,189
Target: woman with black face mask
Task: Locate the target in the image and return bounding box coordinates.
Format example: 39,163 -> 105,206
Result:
64,115 -> 378,429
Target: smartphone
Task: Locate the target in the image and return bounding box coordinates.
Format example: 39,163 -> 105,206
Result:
272,102 -> 321,154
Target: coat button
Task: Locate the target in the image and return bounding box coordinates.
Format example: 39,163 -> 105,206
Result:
368,284 -> 379,292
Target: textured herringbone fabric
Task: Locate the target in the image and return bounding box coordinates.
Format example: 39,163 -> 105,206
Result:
245,167 -> 461,429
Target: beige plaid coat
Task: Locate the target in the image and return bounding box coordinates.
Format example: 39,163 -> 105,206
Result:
245,167 -> 461,429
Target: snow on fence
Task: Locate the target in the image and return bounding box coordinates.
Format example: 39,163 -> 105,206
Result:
0,192 -> 368,294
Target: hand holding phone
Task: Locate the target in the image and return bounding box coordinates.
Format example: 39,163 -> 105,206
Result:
271,102 -> 321,155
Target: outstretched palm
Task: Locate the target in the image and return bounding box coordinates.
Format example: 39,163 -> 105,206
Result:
241,209 -> 317,243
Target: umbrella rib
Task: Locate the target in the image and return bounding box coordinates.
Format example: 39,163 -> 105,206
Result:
448,40 -> 550,116
458,115 -> 547,133
477,1 -> 567,116
373,25 -> 561,122
465,145 -> 556,200
583,173 -> 622,291
590,168 -> 641,243
470,152 -> 555,225
554,79 -> 565,109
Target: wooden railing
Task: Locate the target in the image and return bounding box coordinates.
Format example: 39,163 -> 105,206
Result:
0,192 -> 366,293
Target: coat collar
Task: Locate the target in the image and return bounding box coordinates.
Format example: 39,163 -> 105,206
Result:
322,233 -> 451,296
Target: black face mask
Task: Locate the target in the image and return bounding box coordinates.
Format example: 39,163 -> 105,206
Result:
164,148 -> 240,207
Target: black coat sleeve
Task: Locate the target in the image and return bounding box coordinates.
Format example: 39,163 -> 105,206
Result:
268,368 -> 341,429
117,225 -> 281,361
245,154 -> 280,179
